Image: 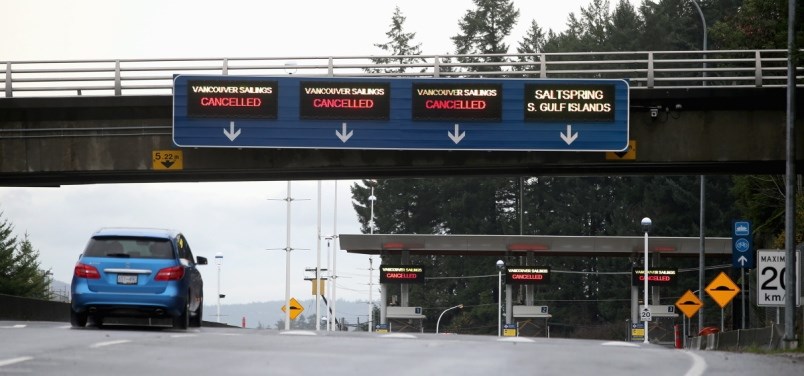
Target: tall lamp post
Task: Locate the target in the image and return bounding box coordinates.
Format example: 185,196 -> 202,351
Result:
368,186 -> 376,333
215,252 -> 223,323
496,259 -> 505,337
641,217 -> 652,344
688,0 -> 708,333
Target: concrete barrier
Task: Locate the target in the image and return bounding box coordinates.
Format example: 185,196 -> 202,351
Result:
686,325 -> 782,351
0,294 -> 69,322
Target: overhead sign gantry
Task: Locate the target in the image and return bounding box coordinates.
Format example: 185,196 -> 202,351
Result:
172,75 -> 629,152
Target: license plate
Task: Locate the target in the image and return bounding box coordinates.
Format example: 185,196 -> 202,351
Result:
117,274 -> 138,285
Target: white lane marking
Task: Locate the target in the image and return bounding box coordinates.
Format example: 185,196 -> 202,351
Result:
498,337 -> 535,343
380,333 -> 417,339
0,356 -> 34,367
682,350 -> 707,376
89,339 -> 132,348
170,334 -> 198,339
279,330 -> 317,336
0,324 -> 27,329
601,341 -> 640,347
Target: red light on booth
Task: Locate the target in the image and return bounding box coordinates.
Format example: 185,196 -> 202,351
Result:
507,243 -> 549,251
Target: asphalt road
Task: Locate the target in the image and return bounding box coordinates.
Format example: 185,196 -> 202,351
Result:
1,321 -> 802,375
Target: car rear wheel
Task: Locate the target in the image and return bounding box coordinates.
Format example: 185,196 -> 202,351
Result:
190,301 -> 203,328
70,309 -> 87,328
173,296 -> 190,330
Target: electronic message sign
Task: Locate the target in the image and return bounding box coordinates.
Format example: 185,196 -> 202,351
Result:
186,79 -> 278,119
631,268 -> 678,286
524,84 -> 615,122
380,265 -> 426,284
505,267 -> 550,284
173,75 -> 629,152
299,81 -> 390,120
411,82 -> 502,121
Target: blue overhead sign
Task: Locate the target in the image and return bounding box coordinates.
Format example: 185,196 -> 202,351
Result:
172,75 -> 629,151
732,220 -> 754,269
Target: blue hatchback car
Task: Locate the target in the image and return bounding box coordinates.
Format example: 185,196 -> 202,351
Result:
70,228 -> 207,329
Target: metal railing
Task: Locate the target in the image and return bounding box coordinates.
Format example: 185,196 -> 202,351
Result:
1,50 -> 802,98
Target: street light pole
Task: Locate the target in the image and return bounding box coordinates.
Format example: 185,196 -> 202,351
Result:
368,186 -> 376,333
496,260 -> 505,337
688,0 -> 707,82
215,252 -> 223,323
436,304 -> 463,334
641,218 -> 652,344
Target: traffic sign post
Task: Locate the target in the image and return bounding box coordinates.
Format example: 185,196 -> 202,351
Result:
705,272 -> 740,332
281,297 -> 305,321
732,220 -> 754,269
674,290 -> 703,348
173,75 -> 630,152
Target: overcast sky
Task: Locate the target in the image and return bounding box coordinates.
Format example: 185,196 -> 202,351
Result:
1,0 -> 641,320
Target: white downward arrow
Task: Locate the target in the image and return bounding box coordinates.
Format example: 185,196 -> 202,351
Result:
223,121 -> 241,141
560,124 -> 578,145
336,122 -> 353,143
448,124 -> 465,144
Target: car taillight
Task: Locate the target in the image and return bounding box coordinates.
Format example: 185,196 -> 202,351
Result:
74,263 -> 101,279
155,265 -> 185,281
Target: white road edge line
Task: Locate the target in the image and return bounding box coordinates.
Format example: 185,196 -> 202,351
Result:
0,356 -> 34,367
0,324 -> 27,329
89,339 -> 132,348
682,350 -> 707,376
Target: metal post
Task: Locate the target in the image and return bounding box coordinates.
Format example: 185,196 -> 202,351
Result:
316,181 -> 322,331
699,176 -> 706,332
215,253 -> 222,323
284,181 -> 292,331
368,186 -> 376,332
498,268 -> 502,337
784,0 -> 798,349
332,181 -> 338,330
688,0 -> 707,84
644,228 -> 650,344
641,217 -> 652,344
741,268 -> 746,329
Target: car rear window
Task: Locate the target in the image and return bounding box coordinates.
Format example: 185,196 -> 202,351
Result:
84,237 -> 175,259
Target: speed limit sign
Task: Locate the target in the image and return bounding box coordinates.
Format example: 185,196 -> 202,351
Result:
640,307 -> 652,322
757,250 -> 801,307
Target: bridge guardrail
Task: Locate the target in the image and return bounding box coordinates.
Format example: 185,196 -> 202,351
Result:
2,50 -> 802,98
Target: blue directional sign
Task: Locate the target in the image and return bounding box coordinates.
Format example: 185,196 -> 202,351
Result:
172,75 -> 629,151
732,220 -> 754,269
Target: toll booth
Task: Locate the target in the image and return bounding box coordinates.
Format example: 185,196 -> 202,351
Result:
637,304 -> 679,345
386,306 -> 426,333
512,305 -> 552,337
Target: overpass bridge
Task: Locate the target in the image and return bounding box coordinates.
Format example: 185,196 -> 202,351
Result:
1,50 -> 802,186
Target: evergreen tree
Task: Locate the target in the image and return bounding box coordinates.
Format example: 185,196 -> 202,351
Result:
366,6 -> 427,74
710,0 -> 803,49
0,213 -> 51,299
0,214 -> 17,295
452,0 -> 519,73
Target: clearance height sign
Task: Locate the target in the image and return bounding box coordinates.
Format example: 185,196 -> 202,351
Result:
173,75 -> 629,152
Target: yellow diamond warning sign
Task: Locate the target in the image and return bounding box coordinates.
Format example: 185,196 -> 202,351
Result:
705,272 -> 740,309
675,290 -> 703,319
281,297 -> 305,320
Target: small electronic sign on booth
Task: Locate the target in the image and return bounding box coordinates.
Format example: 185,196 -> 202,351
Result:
381,265 -> 426,333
